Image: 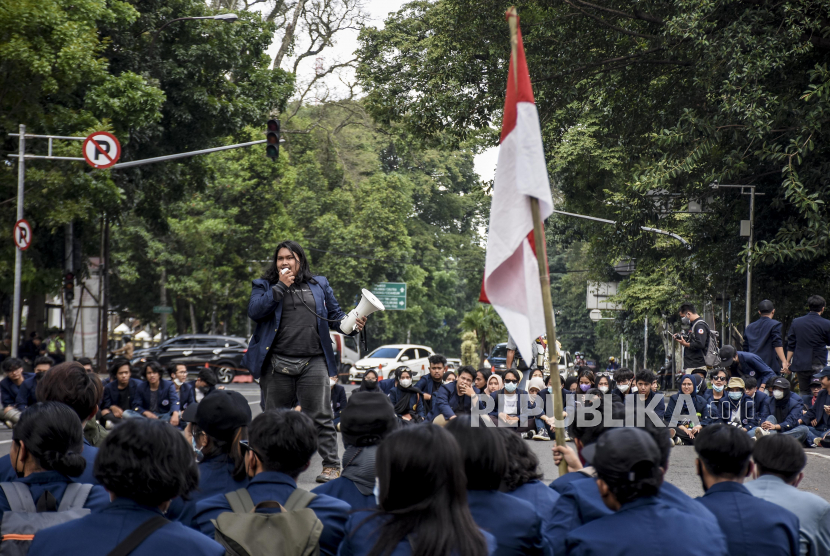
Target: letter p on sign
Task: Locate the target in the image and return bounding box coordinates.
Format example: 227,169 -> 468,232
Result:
83,132 -> 121,169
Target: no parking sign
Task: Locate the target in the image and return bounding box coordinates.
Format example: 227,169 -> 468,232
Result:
83,131 -> 121,169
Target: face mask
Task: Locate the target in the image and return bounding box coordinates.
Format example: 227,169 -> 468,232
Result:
773,389 -> 784,400
191,436 -> 203,463
631,386 -> 638,393
598,385 -> 609,394
330,378 -> 338,387
617,384 -> 630,393
364,379 -> 377,388
373,478 -> 381,506
681,316 -> 691,326
548,387 -> 553,394
713,384 -> 725,393
173,378 -> 184,386
728,391 -> 743,401
579,383 -> 590,392
504,382 -> 517,393
400,378 -> 412,388
199,386 -> 211,394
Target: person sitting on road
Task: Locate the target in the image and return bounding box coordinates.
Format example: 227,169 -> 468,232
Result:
804,378 -> 822,411
170,364 -> 195,413
633,369 -> 665,422
489,368 -> 536,436
190,367 -> 218,403
338,425 -> 494,556
610,368 -> 634,403
475,368 -> 492,392
388,366 -> 425,423
0,402 -> 110,512
0,358 -> 29,428
702,367 -> 728,405
496,427 -> 559,548
576,369 -> 596,394
665,374 -> 707,445
124,360 -> 180,425
330,374 -> 347,428
691,367 -> 709,397
100,357 -> 139,430
357,369 -> 383,393
743,376 -> 771,423
485,373 -> 503,396
528,377 -> 553,441
564,427 -> 728,556
803,367 -> 830,448
445,416 -> 547,556
431,366 -> 483,425
443,370 -> 457,384
28,418 -> 224,556
596,375 -> 611,395
313,392 -> 398,510
414,354 -> 447,416
754,376 -> 809,443
703,377 -> 760,435
193,410 -> 351,556
15,355 -> 53,411
747,434 -> 830,556
694,424 -> 799,556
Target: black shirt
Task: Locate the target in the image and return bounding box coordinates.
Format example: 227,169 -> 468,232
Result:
683,318 -> 710,369
117,385 -> 130,410
273,284 -> 323,357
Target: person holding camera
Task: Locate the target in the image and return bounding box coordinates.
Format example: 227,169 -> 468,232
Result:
673,303 -> 710,373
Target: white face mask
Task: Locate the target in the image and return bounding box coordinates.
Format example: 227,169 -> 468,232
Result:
400,378 -> 412,388
617,383 -> 630,393
330,378 -> 338,387
631,386 -> 638,393
598,385 -> 609,394
713,384 -> 725,393
173,378 -> 184,386
773,389 -> 784,400
373,478 -> 381,505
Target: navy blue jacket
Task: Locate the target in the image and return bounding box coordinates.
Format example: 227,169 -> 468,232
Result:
388,387 -> 424,419
702,394 -> 760,429
466,489 -> 549,556
331,383 -> 347,420
803,388 -> 830,429
664,392 -> 707,425
729,351 -> 777,387
743,316 -> 784,373
803,392 -> 819,410
28,498 -> 224,556
565,496 -> 728,556
378,377 -> 396,395
787,312 -> 830,372
632,391 -> 666,423
430,383 -> 484,421
767,391 -> 806,432
0,470 -> 110,512
101,378 -> 140,410
0,373 -> 31,408
312,476 -> 375,511
14,374 -> 40,410
748,389 -> 772,421
133,379 -> 180,415
172,453 -> 249,527
0,439 -> 99,485
696,481 -> 799,556
548,474 -> 718,556
489,388 -> 537,419
194,471 -> 351,556
177,381 -> 196,410
507,480 -> 559,552
338,511 -> 497,556
415,375 -> 443,397
242,277 -> 351,379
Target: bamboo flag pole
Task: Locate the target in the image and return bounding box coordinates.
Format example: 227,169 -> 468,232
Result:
506,6 -> 568,476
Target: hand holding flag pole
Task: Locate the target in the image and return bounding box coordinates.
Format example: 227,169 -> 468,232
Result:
505,6 -> 568,476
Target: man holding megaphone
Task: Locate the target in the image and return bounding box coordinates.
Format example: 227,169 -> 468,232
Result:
242,240 -> 368,483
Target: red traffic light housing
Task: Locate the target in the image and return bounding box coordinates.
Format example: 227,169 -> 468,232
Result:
266,119 -> 280,160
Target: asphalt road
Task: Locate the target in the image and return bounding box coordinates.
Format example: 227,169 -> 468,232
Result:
2,381 -> 828,500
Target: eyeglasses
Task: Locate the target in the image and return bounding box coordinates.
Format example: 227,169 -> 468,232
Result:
239,439 -> 264,461
503,379 -> 518,384
712,376 -> 727,382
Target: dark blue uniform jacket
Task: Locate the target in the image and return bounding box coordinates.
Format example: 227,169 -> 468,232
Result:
312,476 -> 375,511
0,374 -> 31,408
743,316 -> 784,373
133,379 -> 180,415
430,383 -> 484,421
101,378 -> 140,410
0,439 -> 99,486
0,470 -> 109,512
786,312 -> 830,372
466,489 -> 550,556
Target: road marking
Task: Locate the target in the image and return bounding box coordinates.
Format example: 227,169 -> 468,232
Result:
0,440 -> 12,445
807,451 -> 830,460
248,400 -> 261,406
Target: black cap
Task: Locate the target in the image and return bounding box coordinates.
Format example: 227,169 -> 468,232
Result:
182,402 -> 199,423
592,427 -> 661,483
771,377 -> 791,390
340,392 -> 397,447
719,345 -> 737,364
194,390 -> 252,441
758,300 -> 774,313
813,367 -> 830,380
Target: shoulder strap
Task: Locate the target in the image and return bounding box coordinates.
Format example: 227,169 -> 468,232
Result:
57,483 -> 93,512
1,482 -> 35,513
105,515 -> 169,556
284,488 -> 316,511
224,488 -> 255,514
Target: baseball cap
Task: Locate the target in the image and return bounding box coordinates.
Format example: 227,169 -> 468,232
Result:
194,390 -> 252,441
757,300 -> 774,313
340,391 -> 397,447
727,377 -> 745,390
771,377 -> 791,390
811,378 -> 822,387
592,427 -> 661,484
719,345 -> 737,364
813,367 -> 830,380
181,402 -> 200,423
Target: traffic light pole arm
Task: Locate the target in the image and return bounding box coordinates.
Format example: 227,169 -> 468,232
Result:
111,139 -> 275,169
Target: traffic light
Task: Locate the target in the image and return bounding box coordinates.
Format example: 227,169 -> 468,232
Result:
266,119 -> 280,160
64,272 -> 75,302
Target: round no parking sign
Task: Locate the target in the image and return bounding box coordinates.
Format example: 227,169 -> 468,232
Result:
83,132 -> 121,169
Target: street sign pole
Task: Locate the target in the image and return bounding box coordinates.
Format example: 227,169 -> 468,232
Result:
11,125 -> 25,358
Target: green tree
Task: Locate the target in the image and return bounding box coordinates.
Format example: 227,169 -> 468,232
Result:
460,304 -> 506,365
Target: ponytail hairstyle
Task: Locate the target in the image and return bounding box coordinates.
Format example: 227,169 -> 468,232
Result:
261,240 -> 317,285
13,402 -> 86,477
192,424 -> 249,482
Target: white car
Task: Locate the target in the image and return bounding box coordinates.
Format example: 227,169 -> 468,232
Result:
350,344 -> 435,382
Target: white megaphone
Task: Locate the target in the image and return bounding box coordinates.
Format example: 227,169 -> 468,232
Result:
340,289 -> 385,334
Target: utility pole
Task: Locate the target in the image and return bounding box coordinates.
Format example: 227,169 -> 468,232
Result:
11,125 -> 25,358
64,223 -> 75,362
160,268 -> 168,341
644,316 -> 648,370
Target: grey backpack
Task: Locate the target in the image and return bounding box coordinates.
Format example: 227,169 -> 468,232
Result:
212,488 -> 323,556
0,482 -> 92,556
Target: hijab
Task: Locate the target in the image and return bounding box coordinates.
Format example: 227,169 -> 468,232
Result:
393,379 -> 423,416
486,374 -> 503,394
358,370 -> 381,392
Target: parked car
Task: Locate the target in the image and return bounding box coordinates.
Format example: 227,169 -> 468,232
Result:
131,334 -> 248,384
486,343 -> 524,371
447,358 -> 461,370
350,344 -> 434,382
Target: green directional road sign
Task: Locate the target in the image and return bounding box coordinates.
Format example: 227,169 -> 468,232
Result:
153,306 -> 173,314
371,282 -> 407,310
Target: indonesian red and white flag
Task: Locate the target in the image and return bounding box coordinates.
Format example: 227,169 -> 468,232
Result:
479,12 -> 553,365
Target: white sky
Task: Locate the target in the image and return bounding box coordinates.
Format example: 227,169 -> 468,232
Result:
261,0 -> 499,182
